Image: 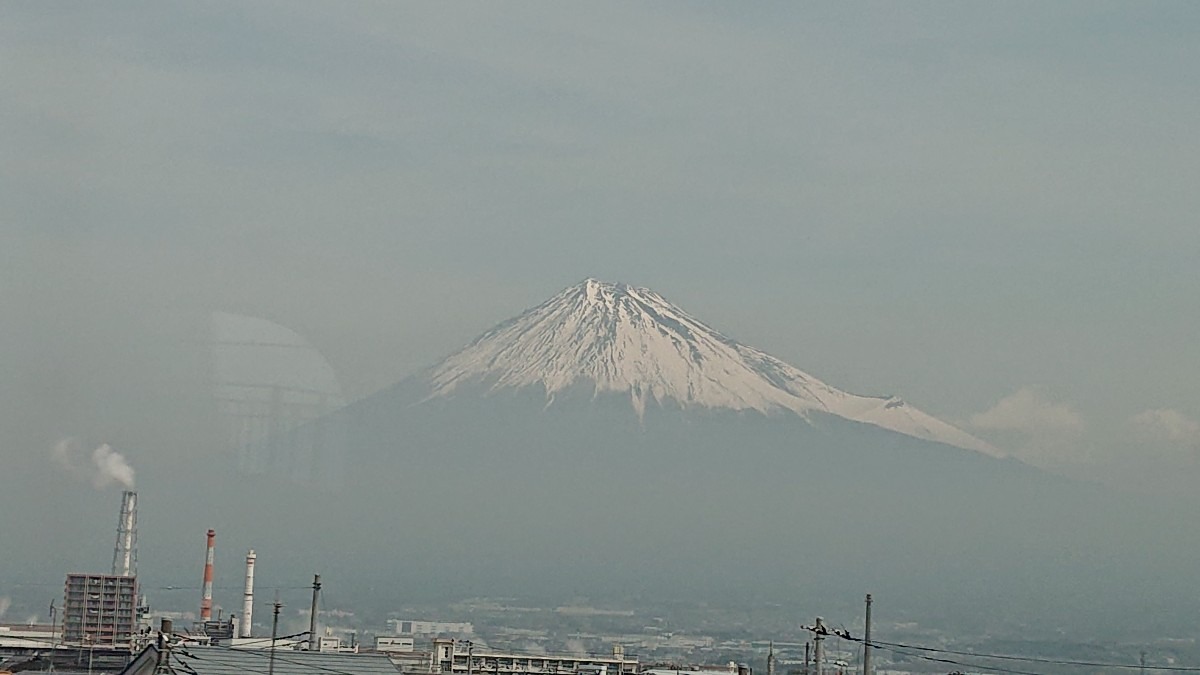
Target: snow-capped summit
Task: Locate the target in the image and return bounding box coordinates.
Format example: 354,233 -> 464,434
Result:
426,279 -> 998,456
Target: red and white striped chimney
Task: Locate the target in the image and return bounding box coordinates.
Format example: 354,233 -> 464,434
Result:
200,529 -> 215,621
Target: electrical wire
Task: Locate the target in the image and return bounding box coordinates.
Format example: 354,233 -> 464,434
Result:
184,648 -> 365,675
172,650 -> 268,675
174,637 -> 384,675
226,631 -> 312,647
841,637 -> 1049,675
853,637 -> 1200,673
152,585 -> 313,592
170,630 -> 310,648
175,647 -> 301,675
170,652 -> 200,675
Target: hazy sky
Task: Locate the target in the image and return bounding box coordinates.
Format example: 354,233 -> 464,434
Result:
3,2 -> 1199,491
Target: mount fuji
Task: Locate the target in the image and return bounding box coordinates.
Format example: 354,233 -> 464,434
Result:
213,279 -> 1193,631
424,279 -> 995,455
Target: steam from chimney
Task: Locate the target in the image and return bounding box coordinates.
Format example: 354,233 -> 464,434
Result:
50,438 -> 136,490
92,444 -> 135,489
51,438 -> 78,470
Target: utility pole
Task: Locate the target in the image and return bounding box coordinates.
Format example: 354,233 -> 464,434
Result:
269,593 -> 281,675
813,618 -> 825,675
1141,651 -> 1147,675
308,574 -> 321,652
862,595 -> 873,675
804,642 -> 810,675
48,600 -> 57,673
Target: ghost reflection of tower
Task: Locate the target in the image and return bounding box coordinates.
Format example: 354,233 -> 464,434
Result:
210,312 -> 347,489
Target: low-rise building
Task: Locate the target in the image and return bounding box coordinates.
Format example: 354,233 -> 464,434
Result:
0,623 -> 60,649
377,637 -> 417,653
391,620 -> 474,637
431,639 -> 638,675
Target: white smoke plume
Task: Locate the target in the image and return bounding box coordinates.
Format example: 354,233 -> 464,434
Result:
50,438 -> 136,490
91,444 -> 136,489
0,596 -> 11,620
51,437 -> 79,470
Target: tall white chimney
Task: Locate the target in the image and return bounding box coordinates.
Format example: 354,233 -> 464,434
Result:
241,549 -> 256,637
111,491 -> 138,577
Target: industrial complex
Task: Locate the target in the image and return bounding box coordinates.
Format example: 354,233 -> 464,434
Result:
0,491 -> 677,675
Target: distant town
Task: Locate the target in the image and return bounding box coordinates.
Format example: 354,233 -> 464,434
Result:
3,489 -> 1195,675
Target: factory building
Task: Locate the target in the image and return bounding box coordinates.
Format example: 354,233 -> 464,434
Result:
375,637 -> 416,653
0,622 -> 60,649
430,639 -> 638,675
62,573 -> 140,647
391,620 -> 474,637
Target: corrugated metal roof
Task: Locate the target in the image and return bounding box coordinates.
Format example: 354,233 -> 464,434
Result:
128,645 -> 401,675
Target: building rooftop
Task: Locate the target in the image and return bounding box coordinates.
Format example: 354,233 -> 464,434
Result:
121,645 -> 401,675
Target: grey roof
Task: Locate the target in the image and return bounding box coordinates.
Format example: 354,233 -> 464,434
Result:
123,645 -> 400,675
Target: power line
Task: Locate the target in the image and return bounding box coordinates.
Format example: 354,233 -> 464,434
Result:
172,651 -> 268,675
175,637 -> 380,675
172,630 -> 309,648
846,636 -> 1200,673
864,640 -> 1049,675
801,628 -> 1047,675
3,581 -> 310,591
153,585 -> 312,592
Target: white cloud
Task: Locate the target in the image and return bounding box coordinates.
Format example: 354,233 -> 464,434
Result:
968,387 -> 1085,437
1132,409 -> 1200,447
965,387 -> 1090,467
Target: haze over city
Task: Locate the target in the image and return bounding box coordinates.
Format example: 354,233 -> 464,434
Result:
3,3 -> 1199,671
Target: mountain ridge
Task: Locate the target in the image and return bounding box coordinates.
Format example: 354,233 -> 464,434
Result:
420,279 -> 998,456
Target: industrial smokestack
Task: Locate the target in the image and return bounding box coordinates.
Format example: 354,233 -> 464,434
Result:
111,491 -> 138,576
241,550 -> 256,637
200,529 -> 215,621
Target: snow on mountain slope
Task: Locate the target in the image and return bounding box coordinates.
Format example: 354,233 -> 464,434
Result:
426,279 -> 999,456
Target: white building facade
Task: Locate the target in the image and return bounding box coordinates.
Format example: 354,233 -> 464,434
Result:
391,620 -> 474,636
431,639 -> 637,675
